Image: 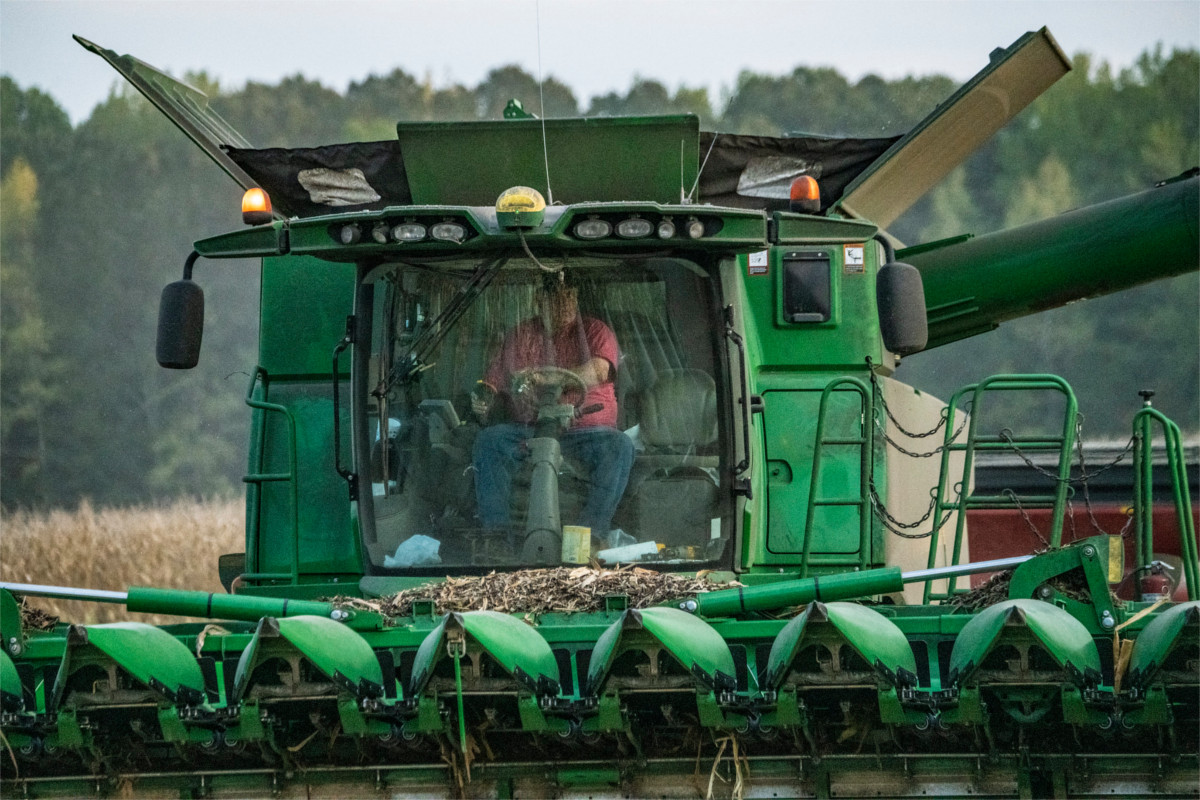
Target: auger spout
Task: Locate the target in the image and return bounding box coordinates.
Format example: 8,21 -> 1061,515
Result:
907,172 -> 1199,349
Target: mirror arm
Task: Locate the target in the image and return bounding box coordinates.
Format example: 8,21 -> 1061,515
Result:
182,249 -> 200,280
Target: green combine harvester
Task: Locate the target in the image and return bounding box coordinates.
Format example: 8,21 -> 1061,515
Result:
2,29 -> 1198,798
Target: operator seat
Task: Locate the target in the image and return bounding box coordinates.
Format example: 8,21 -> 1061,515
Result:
604,310 -> 685,430
628,369 -> 720,546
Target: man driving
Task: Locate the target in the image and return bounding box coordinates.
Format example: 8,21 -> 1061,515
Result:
472,271 -> 634,546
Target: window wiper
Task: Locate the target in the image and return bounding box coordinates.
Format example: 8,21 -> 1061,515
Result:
373,255 -> 509,399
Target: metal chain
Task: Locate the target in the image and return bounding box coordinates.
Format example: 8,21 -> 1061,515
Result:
1003,489 -> 1051,548
864,361 -> 1140,545
1073,420 -> 1136,482
879,389 -> 952,439
998,420 -> 1134,485
1074,432 -> 1101,535
863,360 -> 967,537
997,427 -> 1067,482
1074,423 -> 1133,538
868,482 -> 958,540
1117,507 -> 1136,538
876,411 -> 971,459
997,414 -> 1136,539
867,358 -> 961,440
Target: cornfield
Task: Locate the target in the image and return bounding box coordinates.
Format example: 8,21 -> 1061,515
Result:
0,498 -> 242,624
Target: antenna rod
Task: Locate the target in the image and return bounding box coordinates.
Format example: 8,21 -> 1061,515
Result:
689,133 -> 719,203
680,140 -> 685,203
536,0 -> 553,205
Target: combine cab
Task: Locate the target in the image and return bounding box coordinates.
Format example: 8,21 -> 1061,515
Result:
2,29 -> 1197,798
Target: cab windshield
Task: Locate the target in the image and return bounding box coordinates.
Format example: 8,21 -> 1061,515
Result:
359,253 -> 729,572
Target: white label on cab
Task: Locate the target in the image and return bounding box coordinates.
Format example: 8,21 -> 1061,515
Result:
747,250 -> 769,275
844,244 -> 865,274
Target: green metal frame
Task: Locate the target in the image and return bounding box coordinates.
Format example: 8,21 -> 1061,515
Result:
1132,405 -> 1199,598
1,648 -> 25,709
924,375 -> 1078,601
51,623 -> 207,710
948,598 -> 1102,686
764,601 -> 918,690
1006,535 -> 1122,630
242,368 -> 301,584
1127,601 -> 1200,688
231,615 -> 384,702
800,377 -> 873,577
587,607 -> 736,696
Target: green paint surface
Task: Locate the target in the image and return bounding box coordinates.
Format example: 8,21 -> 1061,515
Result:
949,599 -> 1100,685
81,623 -> 205,700
1128,601 -> 1200,688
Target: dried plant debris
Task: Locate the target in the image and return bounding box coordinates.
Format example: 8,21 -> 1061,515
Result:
18,597 -> 60,631
335,566 -> 739,618
948,566 -> 1103,612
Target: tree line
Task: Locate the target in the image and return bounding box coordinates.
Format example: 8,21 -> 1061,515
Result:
1,47 -> 1196,508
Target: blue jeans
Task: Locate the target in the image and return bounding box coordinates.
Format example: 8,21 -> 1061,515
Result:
473,424 -> 634,534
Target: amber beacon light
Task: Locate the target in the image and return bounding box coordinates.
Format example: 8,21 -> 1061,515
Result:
242,188 -> 273,225
789,176 -> 821,213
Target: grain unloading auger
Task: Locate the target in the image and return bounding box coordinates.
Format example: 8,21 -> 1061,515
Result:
3,28 -> 1198,798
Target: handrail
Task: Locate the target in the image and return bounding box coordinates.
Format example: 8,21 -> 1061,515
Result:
1132,405 -> 1198,600
241,367 -> 301,584
724,306 -> 753,479
332,316 -> 358,500
924,374 -> 1077,602
800,376 -> 873,577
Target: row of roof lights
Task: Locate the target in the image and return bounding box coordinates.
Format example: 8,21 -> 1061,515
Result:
335,215 -> 709,245
338,220 -> 469,245
573,215 -> 706,241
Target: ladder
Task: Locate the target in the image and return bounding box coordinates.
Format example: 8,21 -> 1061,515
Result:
924,375 -> 1078,602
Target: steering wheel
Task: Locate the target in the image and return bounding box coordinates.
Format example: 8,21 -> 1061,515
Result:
512,366 -> 587,408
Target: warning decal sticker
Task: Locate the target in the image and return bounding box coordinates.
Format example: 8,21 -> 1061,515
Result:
748,250 -> 769,276
843,244 -> 865,274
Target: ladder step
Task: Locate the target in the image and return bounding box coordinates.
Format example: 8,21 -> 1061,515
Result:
945,440 -> 1066,452
927,590 -> 973,600
963,494 -> 1061,506
243,472 -> 292,483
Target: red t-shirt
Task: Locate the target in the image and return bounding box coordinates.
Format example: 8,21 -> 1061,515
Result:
484,316 -> 618,428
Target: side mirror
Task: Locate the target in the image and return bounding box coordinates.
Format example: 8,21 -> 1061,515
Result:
876,261 -> 928,356
157,278 -> 205,369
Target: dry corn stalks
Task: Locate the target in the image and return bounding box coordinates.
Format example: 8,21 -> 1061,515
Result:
337,565 -> 738,617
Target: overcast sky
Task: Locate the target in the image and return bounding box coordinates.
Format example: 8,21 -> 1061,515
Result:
2,0 -> 1197,126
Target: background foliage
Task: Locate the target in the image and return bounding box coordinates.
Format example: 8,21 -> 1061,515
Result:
2,47 -> 1196,509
